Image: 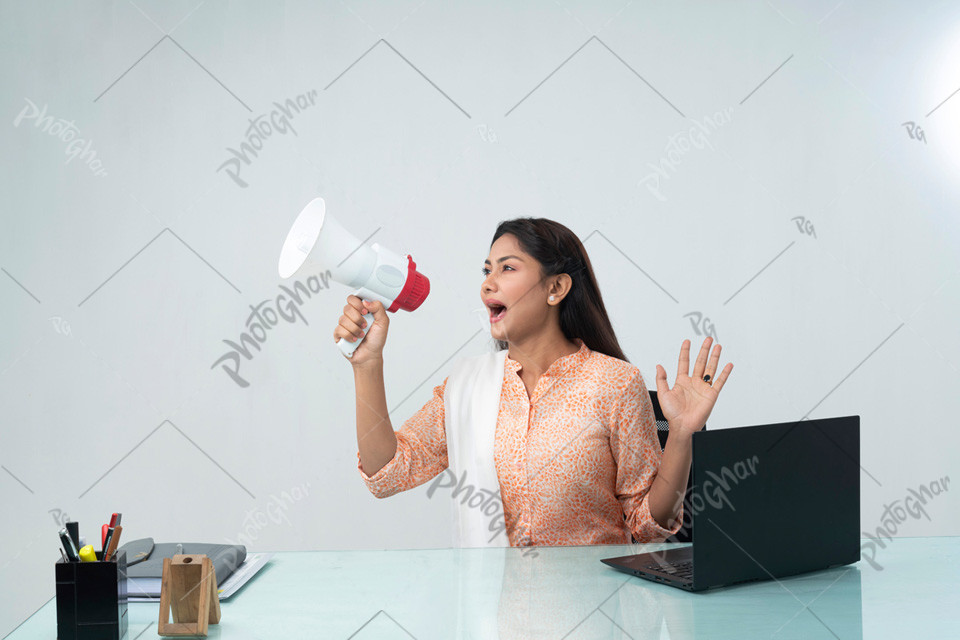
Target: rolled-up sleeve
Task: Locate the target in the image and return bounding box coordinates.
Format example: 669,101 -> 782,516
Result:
357,377 -> 449,498
610,370 -> 684,542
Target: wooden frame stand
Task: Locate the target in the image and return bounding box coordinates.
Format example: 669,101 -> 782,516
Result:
158,554 -> 221,637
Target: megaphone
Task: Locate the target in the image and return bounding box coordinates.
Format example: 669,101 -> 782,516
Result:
278,197 -> 430,358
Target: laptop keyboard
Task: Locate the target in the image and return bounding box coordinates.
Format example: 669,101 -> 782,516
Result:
644,559 -> 693,580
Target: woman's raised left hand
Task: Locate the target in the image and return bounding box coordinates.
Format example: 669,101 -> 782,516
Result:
655,337 -> 733,436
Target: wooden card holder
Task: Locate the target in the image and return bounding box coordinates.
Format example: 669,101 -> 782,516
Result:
157,554 -> 221,637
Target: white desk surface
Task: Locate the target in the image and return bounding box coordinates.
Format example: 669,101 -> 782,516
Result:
9,536 -> 959,639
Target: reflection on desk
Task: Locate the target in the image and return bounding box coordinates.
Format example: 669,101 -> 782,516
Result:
8,537 -> 959,639
467,543 -> 861,639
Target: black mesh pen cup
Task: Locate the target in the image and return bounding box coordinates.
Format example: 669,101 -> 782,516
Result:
55,549 -> 128,640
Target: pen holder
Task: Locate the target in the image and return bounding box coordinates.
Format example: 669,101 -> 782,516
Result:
55,550 -> 128,640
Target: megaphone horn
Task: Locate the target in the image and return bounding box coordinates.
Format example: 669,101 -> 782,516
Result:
278,198 -> 430,358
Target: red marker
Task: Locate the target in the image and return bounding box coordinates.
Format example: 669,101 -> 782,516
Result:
101,524 -> 109,549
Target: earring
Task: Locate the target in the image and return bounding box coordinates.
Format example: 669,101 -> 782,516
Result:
549,295 -> 555,302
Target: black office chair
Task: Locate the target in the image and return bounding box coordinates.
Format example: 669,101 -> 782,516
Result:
626,390 -> 702,544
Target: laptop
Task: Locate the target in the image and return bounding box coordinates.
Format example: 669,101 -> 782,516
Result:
602,415 -> 860,592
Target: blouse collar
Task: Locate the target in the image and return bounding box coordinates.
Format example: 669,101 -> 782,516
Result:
505,338 -> 590,378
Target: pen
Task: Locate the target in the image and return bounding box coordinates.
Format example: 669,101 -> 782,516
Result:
65,521 -> 80,551
102,526 -> 115,556
103,525 -> 122,562
59,528 -> 79,562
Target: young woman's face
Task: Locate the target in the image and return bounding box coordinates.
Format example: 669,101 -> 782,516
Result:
481,234 -> 549,343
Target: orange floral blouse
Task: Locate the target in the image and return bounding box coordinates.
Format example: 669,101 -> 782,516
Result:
357,338 -> 684,546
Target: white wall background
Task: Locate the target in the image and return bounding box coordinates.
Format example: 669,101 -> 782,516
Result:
2,0 -> 959,635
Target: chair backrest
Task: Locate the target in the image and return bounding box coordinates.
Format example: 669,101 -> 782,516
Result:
644,390 -> 702,543
649,390 -> 672,450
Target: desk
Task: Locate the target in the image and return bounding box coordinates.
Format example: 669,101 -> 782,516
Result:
8,537 -> 959,639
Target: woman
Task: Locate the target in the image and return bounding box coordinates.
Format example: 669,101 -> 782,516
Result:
336,218 -> 733,546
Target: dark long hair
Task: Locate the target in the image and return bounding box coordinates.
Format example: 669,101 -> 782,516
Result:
491,218 -> 630,363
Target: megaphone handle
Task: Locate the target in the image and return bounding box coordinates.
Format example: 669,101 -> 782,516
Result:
337,311 -> 375,358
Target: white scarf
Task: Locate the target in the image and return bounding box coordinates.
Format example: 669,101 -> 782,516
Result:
443,348 -> 511,548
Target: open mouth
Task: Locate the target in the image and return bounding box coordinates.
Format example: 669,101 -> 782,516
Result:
488,304 -> 507,322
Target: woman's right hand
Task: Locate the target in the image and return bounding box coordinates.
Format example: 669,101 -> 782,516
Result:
334,295 -> 389,365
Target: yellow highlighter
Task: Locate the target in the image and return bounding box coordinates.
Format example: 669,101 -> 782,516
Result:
78,544 -> 97,562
